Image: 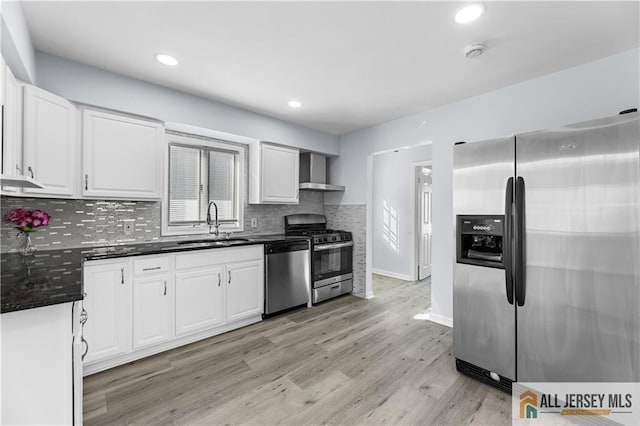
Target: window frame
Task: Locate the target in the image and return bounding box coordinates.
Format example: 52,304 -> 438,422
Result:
162,132 -> 245,236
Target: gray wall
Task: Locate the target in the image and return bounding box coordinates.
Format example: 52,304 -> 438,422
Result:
1,1 -> 36,83
328,48 -> 640,325
34,51 -> 339,156
372,144 -> 432,279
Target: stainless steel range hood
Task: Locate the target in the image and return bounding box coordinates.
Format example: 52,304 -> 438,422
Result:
299,152 -> 345,192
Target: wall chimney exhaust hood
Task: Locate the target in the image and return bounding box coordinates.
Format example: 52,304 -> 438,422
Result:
299,152 -> 345,192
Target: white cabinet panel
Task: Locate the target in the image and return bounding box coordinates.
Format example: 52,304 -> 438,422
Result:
1,63 -> 23,194
83,261 -> 132,363
133,274 -> 172,349
175,266 -> 225,336
22,85 -> 78,197
250,142 -> 299,204
226,260 -> 264,322
1,303 -> 75,425
82,108 -> 163,200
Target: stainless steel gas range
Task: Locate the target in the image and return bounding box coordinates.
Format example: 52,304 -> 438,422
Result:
285,214 -> 353,304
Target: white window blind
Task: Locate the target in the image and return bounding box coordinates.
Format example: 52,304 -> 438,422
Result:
169,145 -> 201,223
168,143 -> 239,225
208,150 -> 236,222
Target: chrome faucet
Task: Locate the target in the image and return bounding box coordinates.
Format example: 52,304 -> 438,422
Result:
206,201 -> 220,237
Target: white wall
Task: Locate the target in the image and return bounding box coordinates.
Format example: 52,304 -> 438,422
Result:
1,0 -> 36,82
372,144 -> 432,279
328,48 -> 640,326
34,52 -> 339,155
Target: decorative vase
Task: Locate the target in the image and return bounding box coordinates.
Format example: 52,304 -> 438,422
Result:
20,232 -> 36,256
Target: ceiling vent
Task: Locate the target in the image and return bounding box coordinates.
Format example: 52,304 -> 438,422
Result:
464,43 -> 486,59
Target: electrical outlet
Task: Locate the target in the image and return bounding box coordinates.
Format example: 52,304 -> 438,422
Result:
123,220 -> 134,236
251,218 -> 258,228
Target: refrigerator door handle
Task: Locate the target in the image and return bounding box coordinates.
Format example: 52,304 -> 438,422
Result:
504,177 -> 514,305
515,176 -> 526,306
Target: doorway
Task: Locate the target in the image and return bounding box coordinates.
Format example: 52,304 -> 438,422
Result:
415,164 -> 432,280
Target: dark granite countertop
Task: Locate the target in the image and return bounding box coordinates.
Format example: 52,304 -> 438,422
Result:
1,234 -> 308,314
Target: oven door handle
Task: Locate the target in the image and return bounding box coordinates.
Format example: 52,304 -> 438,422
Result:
313,241 -> 354,251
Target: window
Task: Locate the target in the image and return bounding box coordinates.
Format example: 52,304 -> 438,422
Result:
163,133 -> 244,235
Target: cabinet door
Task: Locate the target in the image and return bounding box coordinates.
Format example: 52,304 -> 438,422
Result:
226,260 -> 264,322
1,64 -> 23,195
133,274 -> 172,349
22,85 -> 78,197
175,266 -> 225,336
261,144 -> 299,203
82,109 -> 163,200
83,261 -> 131,363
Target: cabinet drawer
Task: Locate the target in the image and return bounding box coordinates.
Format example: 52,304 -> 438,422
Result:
133,256 -> 169,275
175,245 -> 263,270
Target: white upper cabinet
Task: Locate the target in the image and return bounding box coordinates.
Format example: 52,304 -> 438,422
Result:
1,62 -> 23,194
22,85 -> 79,197
249,142 -> 299,204
82,108 -> 163,200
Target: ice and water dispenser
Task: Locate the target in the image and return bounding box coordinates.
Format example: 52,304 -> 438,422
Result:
456,215 -> 505,269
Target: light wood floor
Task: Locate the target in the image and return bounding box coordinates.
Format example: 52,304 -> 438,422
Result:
84,274 -> 511,425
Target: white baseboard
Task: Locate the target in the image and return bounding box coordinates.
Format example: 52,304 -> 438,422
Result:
429,312 -> 453,328
413,308 -> 453,328
364,291 -> 375,299
372,268 -> 413,282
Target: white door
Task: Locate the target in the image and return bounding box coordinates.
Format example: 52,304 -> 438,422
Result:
133,274 -> 172,349
82,108 -> 163,199
418,168 -> 432,280
226,260 -> 264,322
1,63 -> 23,194
175,266 -> 225,336
83,261 -> 132,363
261,144 -> 299,203
22,85 -> 78,197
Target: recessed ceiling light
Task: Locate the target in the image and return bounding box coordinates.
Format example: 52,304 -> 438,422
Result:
156,54 -> 178,66
288,100 -> 302,108
455,3 -> 485,24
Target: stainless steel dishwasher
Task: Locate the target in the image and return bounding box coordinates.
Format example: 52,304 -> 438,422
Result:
264,240 -> 310,317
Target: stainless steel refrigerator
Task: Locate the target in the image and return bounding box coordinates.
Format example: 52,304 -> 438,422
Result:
453,112 -> 640,392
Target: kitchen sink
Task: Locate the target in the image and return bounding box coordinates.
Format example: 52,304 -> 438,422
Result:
176,238 -> 250,245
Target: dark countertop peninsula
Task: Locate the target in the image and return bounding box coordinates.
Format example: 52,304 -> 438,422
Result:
1,234 -> 307,314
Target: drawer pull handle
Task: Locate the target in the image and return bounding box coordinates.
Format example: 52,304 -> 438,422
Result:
27,166 -> 34,179
163,280 -> 167,296
85,174 -> 88,190
121,267 -> 125,284
218,273 -> 221,287
142,266 -> 162,271
228,271 -> 231,284
331,285 -> 340,290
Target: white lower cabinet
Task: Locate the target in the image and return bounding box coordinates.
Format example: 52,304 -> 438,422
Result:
226,260 -> 264,322
83,245 -> 264,375
175,266 -> 225,336
83,260 -> 131,363
132,274 -> 172,349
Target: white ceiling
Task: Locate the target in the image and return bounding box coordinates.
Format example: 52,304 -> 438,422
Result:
22,1 -> 639,135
